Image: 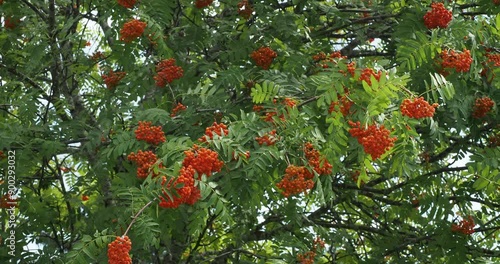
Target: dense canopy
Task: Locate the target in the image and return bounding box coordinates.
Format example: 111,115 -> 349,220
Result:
0,0 -> 499,263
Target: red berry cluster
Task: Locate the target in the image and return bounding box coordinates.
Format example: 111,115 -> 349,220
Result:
0,150 -> 5,159
159,166 -> 200,208
359,68 -> 382,85
127,150 -> 163,179
170,102 -> 187,117
134,121 -> 166,145
120,19 -> 147,43
440,49 -> 473,73
451,215 -> 475,235
107,236 -> 132,264
195,0 -> 213,8
304,142 -> 332,175
90,51 -> 105,61
238,0 -> 253,19
472,97 -> 495,119
117,0 -> 136,8
154,58 -> 184,86
283,97 -> 298,108
102,70 -> 126,90
251,47 -> 277,70
81,195 -> 89,201
400,97 -> 439,119
253,105 -> 264,112
350,170 -> 365,185
495,0 -> 500,5
348,121 -> 397,160
486,53 -> 500,67
0,194 -> 18,208
182,145 -> 224,179
423,3 -> 453,29
297,237 -> 326,264
198,122 -> 229,142
313,51 -> 347,68
329,90 -> 353,116
263,111 -> 285,123
4,17 -> 19,30
256,130 -> 278,146
489,133 -> 500,147
276,165 -> 314,197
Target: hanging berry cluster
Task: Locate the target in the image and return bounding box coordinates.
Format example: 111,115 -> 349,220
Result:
251,47 -> 278,70
170,102 -> 187,117
495,0 -> 500,5
134,121 -> 166,145
117,0 -> 136,8
423,2 -> 453,29
313,51 -> 347,68
439,49 -> 473,74
182,145 -> 224,179
127,150 -> 163,179
81,195 -> 89,201
297,237 -> 326,264
107,236 -> 132,264
304,142 -> 332,175
120,19 -> 147,43
195,0 -> 213,8
489,133 -> 500,147
486,53 -> 500,67
159,166 -> 201,208
198,122 -> 229,142
329,88 -> 353,116
101,70 -> 126,89
451,215 -> 475,235
283,97 -> 298,108
154,58 -> 184,87
276,165 -> 314,197
400,97 -> 439,119
348,121 -> 397,160
4,17 -> 19,30
359,68 -> 382,85
472,97 -> 495,119
350,170 -> 365,185
256,130 -> 278,146
238,0 -> 253,19
0,194 -> 18,208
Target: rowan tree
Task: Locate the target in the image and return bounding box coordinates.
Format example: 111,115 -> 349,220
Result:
1,0 -> 499,263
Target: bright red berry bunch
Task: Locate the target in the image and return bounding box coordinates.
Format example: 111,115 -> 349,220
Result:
81,195 -> 89,201
253,105 -> 264,112
440,49 -> 473,73
359,68 -> 381,85
304,142 -> 332,175
127,150 -> 163,179
297,237 -> 326,264
283,97 -> 298,108
195,0 -> 213,8
276,165 -> 314,197
256,130 -> 278,146
486,53 -> 500,67
198,122 -> 229,142
117,0 -> 136,8
102,70 -> 126,89
251,47 -> 278,70
182,145 -> 224,179
154,58 -> 184,86
423,2 -> 453,29
451,215 -> 475,235
170,102 -> 187,117
472,97 -> 495,119
159,166 -> 200,208
348,121 -> 397,160
329,89 -> 353,116
120,19 -> 146,43
134,121 -> 166,145
107,236 -> 132,264
313,51 -> 347,68
238,0 -> 253,19
0,194 -> 18,208
400,97 -> 439,119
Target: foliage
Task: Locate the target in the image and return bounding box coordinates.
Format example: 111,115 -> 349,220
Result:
1,0 -> 500,263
